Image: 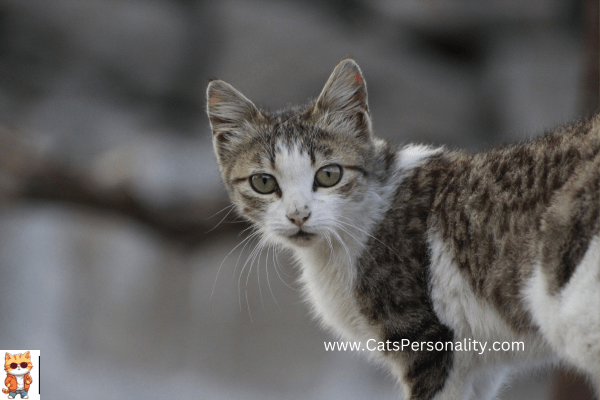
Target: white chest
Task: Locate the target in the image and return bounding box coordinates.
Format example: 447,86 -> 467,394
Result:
295,247 -> 374,344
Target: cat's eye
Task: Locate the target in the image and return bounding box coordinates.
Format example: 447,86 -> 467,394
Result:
9,363 -> 27,369
250,174 -> 278,194
315,164 -> 342,188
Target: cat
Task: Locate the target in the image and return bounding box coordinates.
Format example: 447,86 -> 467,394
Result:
206,58 -> 600,400
2,352 -> 32,399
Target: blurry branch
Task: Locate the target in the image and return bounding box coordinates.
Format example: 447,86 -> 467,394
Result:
0,131 -> 242,248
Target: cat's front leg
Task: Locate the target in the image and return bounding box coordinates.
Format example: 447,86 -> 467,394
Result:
424,366 -> 473,400
386,353 -> 468,400
391,364 -> 470,400
393,356 -> 508,400
428,365 -> 508,400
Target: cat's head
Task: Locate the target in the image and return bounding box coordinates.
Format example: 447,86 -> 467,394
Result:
4,352 -> 32,376
207,59 -> 387,249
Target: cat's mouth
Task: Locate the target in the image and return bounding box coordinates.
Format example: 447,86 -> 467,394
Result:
287,230 -> 316,241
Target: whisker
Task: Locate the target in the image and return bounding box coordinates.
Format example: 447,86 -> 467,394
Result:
338,217 -> 400,259
330,223 -> 372,275
231,231 -> 261,279
205,206 -> 236,233
237,224 -> 256,237
331,222 -> 377,263
210,229 -> 260,301
239,236 -> 269,319
236,234 -> 264,313
273,248 -> 294,278
321,229 -> 334,269
266,244 -> 281,310
205,203 -> 235,220
273,248 -> 300,291
327,228 -> 352,267
254,240 -> 267,310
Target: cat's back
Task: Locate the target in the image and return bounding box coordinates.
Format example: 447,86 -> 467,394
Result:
533,121 -> 599,272
424,115 -> 600,333
413,115 -> 600,388
525,117 -> 600,382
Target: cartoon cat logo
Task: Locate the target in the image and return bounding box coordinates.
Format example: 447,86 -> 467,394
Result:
2,352 -> 32,399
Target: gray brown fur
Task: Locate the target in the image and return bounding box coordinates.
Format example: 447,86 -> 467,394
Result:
357,159 -> 455,399
354,116 -> 599,398
207,59 -> 600,400
422,118 -> 600,332
539,150 -> 600,294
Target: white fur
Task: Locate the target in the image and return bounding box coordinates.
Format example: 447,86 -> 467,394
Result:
396,144 -> 443,172
525,235 -> 600,389
427,230 -> 555,399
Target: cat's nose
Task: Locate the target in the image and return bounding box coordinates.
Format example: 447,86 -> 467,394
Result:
287,209 -> 311,228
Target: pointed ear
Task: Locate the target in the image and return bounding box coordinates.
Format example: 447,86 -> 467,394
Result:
5,353 -> 10,361
23,352 -> 30,359
206,80 -> 262,138
206,80 -> 264,163
314,59 -> 372,139
315,59 -> 369,114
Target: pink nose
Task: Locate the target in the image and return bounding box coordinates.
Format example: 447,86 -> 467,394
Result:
288,212 -> 311,228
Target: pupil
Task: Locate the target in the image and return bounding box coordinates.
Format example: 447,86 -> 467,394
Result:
327,171 -> 331,177
262,177 -> 267,185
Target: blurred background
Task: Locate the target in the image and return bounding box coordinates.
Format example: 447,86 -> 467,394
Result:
0,0 -> 597,399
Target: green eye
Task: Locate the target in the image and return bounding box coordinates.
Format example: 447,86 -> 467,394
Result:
250,174 -> 278,194
315,164 -> 342,188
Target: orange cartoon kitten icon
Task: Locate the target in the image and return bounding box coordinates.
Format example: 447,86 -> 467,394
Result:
2,353 -> 32,399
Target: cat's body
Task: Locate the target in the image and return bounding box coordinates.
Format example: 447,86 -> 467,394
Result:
207,59 -> 600,400
3,352 -> 32,399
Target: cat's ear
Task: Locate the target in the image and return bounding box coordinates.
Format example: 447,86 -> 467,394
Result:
4,353 -> 9,361
206,80 -> 262,142
23,352 -> 30,359
314,59 -> 372,138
